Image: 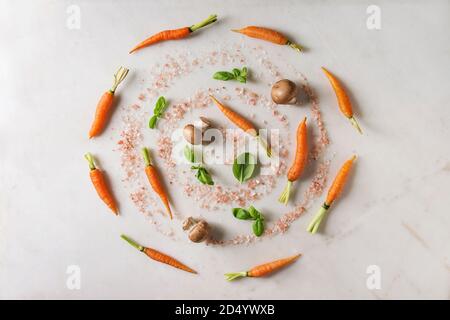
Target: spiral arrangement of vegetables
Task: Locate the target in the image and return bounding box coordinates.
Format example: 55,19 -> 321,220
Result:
85,14 -> 362,279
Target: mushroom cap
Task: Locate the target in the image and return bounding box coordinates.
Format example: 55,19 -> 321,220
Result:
188,220 -> 209,243
271,79 -> 298,104
183,124 -> 202,145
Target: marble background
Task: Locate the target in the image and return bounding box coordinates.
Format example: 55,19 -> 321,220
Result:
0,0 -> 449,299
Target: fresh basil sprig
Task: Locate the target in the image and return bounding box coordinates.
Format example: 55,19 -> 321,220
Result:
192,166 -> 214,185
232,152 -> 256,183
232,208 -> 251,220
184,145 -> 214,185
252,218 -> 265,237
213,67 -> 248,83
149,96 -> 168,129
232,205 -> 265,237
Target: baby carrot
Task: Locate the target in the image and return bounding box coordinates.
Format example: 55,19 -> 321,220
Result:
278,117 -> 308,204
121,235 -> 196,274
142,147 -> 173,219
89,67 -> 129,138
322,67 -> 362,134
129,14 -> 217,53
307,155 -> 357,234
232,26 -> 303,53
210,95 -> 271,157
225,254 -> 301,281
84,153 -> 118,215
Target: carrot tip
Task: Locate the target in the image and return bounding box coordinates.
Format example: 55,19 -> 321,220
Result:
225,271 -> 247,281
307,204 -> 329,234
278,180 -> 292,205
349,117 -> 363,134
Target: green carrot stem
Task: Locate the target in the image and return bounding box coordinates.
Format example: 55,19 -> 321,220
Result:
84,153 -> 96,170
257,136 -> 272,157
278,180 -> 292,205
189,14 -> 218,32
349,116 -> 363,134
121,234 -> 145,252
224,271 -> 248,281
307,203 -> 330,234
287,40 -> 303,53
110,66 -> 129,93
141,147 -> 152,167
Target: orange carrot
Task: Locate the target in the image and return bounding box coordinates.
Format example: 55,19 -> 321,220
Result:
142,147 -> 173,219
89,67 -> 129,138
278,117 -> 308,204
322,67 -> 362,134
232,26 -> 303,52
121,235 -> 196,274
129,15 -> 217,53
307,155 -> 357,234
225,254 -> 301,281
210,95 -> 271,157
84,153 -> 118,215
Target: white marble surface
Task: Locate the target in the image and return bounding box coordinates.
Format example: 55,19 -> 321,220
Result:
1,0 -> 449,299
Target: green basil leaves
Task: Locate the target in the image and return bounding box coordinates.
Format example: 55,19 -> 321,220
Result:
149,96 -> 168,129
232,205 -> 265,237
184,145 -> 214,185
193,166 -> 214,185
213,67 -> 248,83
252,218 -> 265,237
232,152 -> 256,183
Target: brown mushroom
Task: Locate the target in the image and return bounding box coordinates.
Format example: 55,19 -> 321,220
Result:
182,217 -> 209,243
271,79 -> 298,104
189,220 -> 209,243
183,124 -> 202,145
197,117 -> 215,145
182,217 -> 196,231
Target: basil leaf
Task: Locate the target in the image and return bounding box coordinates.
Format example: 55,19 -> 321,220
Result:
153,96 -> 167,115
232,153 -> 256,183
252,219 -> 264,237
213,71 -> 235,81
184,145 -> 195,163
248,206 -> 261,220
240,67 -> 248,77
232,208 -> 251,220
236,75 -> 246,83
232,68 -> 241,77
196,167 -> 214,185
148,115 -> 158,129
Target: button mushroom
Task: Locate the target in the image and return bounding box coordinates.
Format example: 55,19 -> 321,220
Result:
182,217 -> 209,243
271,79 -> 298,104
184,117 -> 215,145
183,124 -> 202,145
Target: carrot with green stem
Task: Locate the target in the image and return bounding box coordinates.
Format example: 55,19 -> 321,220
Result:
232,26 -> 303,53
142,147 -> 173,219
209,95 -> 271,157
225,254 -> 301,281
89,67 -> 129,138
129,14 -> 218,54
322,67 -> 362,134
307,155 -> 357,234
278,117 -> 308,205
121,235 -> 196,274
84,153 -> 118,215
